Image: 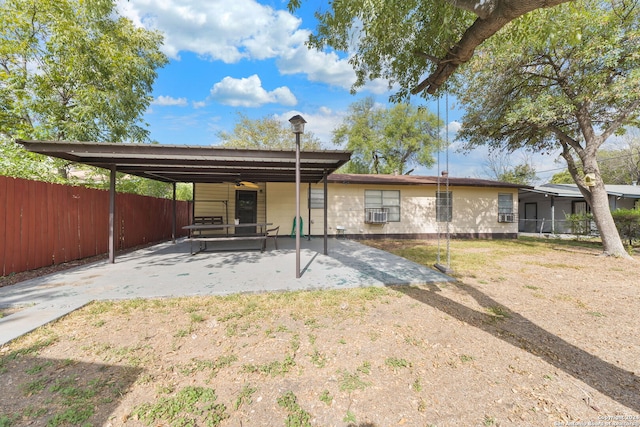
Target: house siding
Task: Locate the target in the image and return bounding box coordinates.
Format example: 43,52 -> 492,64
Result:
267,182 -> 518,238
194,183 -> 267,234
194,181 -> 519,239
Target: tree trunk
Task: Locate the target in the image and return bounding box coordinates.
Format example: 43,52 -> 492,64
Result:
585,183 -> 631,258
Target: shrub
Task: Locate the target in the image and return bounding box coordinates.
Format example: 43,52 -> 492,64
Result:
565,212 -> 594,236
611,209 -> 640,246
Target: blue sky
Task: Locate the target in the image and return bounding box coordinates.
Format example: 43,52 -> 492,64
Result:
116,0 -> 562,181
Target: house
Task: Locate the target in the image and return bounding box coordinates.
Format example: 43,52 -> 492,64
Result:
193,174 -> 527,239
518,183 -> 640,234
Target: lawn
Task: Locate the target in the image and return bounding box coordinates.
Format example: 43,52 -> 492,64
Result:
1,237 -> 638,427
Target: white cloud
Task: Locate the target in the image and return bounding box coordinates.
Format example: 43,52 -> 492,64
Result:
209,74 -> 297,107
192,101 -> 206,109
116,0 -> 392,93
274,108 -> 345,147
117,0 -> 302,62
277,39 -> 356,90
152,95 -> 188,106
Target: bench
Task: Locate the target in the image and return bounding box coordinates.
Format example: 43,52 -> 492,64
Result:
189,234 -> 267,255
190,216 -> 224,237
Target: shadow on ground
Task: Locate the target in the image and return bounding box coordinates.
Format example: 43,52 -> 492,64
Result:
0,342 -> 142,426
390,282 -> 640,414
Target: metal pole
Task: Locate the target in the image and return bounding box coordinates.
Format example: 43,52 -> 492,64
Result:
295,132 -> 301,278
307,182 -> 311,241
109,165 -> 116,263
323,169 -> 328,255
172,182 -> 177,243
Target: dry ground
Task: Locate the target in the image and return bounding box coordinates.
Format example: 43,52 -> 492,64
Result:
1,237 -> 639,427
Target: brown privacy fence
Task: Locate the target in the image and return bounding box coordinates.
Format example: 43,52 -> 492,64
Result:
0,176 -> 192,276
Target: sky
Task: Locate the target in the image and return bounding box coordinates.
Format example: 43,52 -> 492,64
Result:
115,0 -> 563,182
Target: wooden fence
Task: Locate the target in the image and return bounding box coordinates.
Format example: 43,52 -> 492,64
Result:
0,176 -> 192,276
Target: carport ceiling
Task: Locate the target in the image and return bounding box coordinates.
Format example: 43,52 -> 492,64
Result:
17,140 -> 352,184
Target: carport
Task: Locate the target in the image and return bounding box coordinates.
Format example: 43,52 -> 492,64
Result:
17,139 -> 351,276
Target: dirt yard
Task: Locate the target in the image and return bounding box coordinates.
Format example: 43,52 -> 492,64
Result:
1,238 -> 639,427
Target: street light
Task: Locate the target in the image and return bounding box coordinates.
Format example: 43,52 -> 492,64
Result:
289,114 -> 306,278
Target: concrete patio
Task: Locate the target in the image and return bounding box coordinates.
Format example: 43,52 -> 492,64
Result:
0,237 -> 453,345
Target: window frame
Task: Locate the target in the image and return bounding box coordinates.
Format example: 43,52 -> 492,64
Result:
497,193 -> 516,223
308,188 -> 325,209
364,189 -> 401,222
436,191 -> 452,223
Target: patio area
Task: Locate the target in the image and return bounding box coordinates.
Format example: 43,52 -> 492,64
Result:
0,237 -> 453,345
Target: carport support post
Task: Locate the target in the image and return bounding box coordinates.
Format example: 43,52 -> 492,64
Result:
550,196 -> 555,234
172,182 -> 177,243
323,169 -> 328,255
109,165 -> 116,264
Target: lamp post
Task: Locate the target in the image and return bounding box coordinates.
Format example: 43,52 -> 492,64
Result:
289,114 -> 306,278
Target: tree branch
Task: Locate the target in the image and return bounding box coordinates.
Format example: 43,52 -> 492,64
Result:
444,0 -> 496,19
412,0 -> 575,95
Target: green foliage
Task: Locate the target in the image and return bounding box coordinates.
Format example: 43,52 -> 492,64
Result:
319,389 -> 333,405
455,1 -> 639,256
334,97 -> 441,174
290,0 -> 472,100
0,414 -> 16,427
338,367 -> 370,393
241,355 -> 296,377
550,170 -> 576,184
498,163 -> 537,185
0,0 -> 168,197
457,2 -> 639,154
277,391 -> 312,427
596,134 -> 640,185
233,384 -> 257,411
565,212 -> 595,237
133,386 -> 229,427
612,209 -> 640,246
218,113 -> 323,150
385,357 -> 412,371
0,0 -> 167,143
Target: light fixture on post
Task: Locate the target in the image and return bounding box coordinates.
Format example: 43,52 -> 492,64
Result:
289,114 -> 306,278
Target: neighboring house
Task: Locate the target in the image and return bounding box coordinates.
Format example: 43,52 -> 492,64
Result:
193,174 -> 526,239
518,183 -> 640,234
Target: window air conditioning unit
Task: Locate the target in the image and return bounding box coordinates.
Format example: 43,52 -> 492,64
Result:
498,212 -> 515,223
366,210 -> 388,224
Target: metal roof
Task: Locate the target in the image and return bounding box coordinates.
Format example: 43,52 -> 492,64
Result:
17,140 -> 351,184
523,183 -> 640,199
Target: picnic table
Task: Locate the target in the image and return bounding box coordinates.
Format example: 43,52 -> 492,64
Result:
183,222 -> 272,254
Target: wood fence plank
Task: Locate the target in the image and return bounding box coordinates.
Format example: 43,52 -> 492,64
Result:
0,177 -> 8,276
2,177 -> 193,275
12,179 -> 24,273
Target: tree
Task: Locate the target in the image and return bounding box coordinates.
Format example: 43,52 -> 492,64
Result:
218,113 -> 323,150
597,131 -> 640,185
1,0 -> 167,179
289,0 -> 573,99
333,97 -> 440,174
550,170 -> 575,184
551,130 -> 640,185
455,1 -> 640,257
483,151 -> 537,185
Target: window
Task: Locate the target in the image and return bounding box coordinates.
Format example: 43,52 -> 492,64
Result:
436,191 -> 452,222
497,193 -> 516,222
572,200 -> 590,214
309,188 -> 325,209
365,190 -> 400,222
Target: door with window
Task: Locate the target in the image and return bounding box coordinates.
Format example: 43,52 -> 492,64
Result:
235,191 -> 257,234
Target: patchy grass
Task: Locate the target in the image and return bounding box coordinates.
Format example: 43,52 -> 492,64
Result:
1,237 -> 638,426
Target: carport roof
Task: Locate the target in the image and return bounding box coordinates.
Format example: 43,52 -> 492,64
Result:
17,140 -> 351,184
